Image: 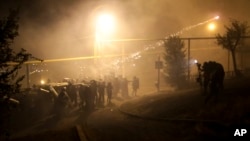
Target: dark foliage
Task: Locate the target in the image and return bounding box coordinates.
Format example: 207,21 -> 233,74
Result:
0,9 -> 33,99
216,19 -> 249,77
163,36 -> 187,89
0,9 -> 45,140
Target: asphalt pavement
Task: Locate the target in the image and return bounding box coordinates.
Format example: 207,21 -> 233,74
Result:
8,80 -> 250,141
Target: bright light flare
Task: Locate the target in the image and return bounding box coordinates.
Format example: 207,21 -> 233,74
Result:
96,14 -> 115,35
194,59 -> 198,64
214,16 -> 220,20
208,23 -> 216,31
40,80 -> 45,85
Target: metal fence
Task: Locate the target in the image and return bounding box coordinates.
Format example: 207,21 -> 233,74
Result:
19,37 -> 250,88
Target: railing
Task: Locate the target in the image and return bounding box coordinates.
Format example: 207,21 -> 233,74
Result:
190,69 -> 250,83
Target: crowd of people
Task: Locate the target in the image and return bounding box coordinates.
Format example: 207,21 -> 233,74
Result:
196,61 -> 225,103
63,76 -> 140,111
21,76 -> 140,118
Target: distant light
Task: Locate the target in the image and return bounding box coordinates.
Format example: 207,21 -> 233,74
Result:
194,60 -> 198,64
208,23 -> 216,31
96,14 -> 115,35
40,80 -> 45,85
214,16 -> 220,20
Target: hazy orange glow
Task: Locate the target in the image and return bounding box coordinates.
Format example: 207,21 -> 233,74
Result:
96,13 -> 115,38
214,16 -> 220,20
208,23 -> 216,31
40,79 -> 45,85
1,0 -> 249,87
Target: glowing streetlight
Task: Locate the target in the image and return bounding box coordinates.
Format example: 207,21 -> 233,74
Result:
94,13 -> 115,78
207,15 -> 219,32
40,79 -> 45,85
208,22 -> 216,31
95,13 -> 115,57
96,14 -> 115,37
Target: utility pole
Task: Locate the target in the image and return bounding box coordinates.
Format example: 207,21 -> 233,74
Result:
187,38 -> 190,82
26,64 -> 30,88
122,42 -> 125,77
155,55 -> 163,92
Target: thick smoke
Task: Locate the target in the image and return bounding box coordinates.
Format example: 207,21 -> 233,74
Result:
1,0 -> 250,83
1,0 -> 249,59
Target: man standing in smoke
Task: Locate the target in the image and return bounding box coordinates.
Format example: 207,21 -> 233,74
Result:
195,62 -> 203,88
98,81 -> 105,107
132,76 -> 139,96
106,82 -> 113,105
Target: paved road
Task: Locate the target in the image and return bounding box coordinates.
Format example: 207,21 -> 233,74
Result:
9,82 -> 250,141
84,106 -> 197,141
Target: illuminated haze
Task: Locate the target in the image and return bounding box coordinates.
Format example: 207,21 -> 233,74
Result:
1,0 -> 250,83
0,0 -> 248,58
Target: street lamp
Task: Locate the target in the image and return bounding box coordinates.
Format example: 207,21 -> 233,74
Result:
208,16 -> 219,32
208,23 -> 216,31
95,13 -> 115,58
94,13 -> 115,78
96,14 -> 115,36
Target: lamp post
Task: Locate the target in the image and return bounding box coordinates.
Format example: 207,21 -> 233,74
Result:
155,55 -> 163,92
94,13 -> 115,78
95,14 -> 115,54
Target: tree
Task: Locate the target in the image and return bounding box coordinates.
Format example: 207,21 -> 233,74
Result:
216,19 -> 249,77
0,9 -> 43,140
0,9 -> 32,101
0,9 -> 32,138
163,36 -> 187,89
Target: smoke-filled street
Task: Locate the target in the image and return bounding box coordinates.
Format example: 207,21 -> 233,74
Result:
4,77 -> 249,141
1,0 -> 250,141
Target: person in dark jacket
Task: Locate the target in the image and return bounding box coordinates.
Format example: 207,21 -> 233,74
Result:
106,82 -> 113,105
132,76 -> 139,96
98,81 -> 105,107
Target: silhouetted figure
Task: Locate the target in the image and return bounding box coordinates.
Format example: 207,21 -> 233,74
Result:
67,82 -> 77,107
112,77 -> 120,97
202,62 -> 210,95
78,84 -> 88,111
106,82 -> 113,105
47,78 -> 52,83
98,81 -> 105,107
55,87 -> 70,116
132,76 -> 139,96
196,62 -> 203,87
121,78 -> 129,97
89,80 -> 98,110
201,61 -> 225,103
37,86 -> 54,116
